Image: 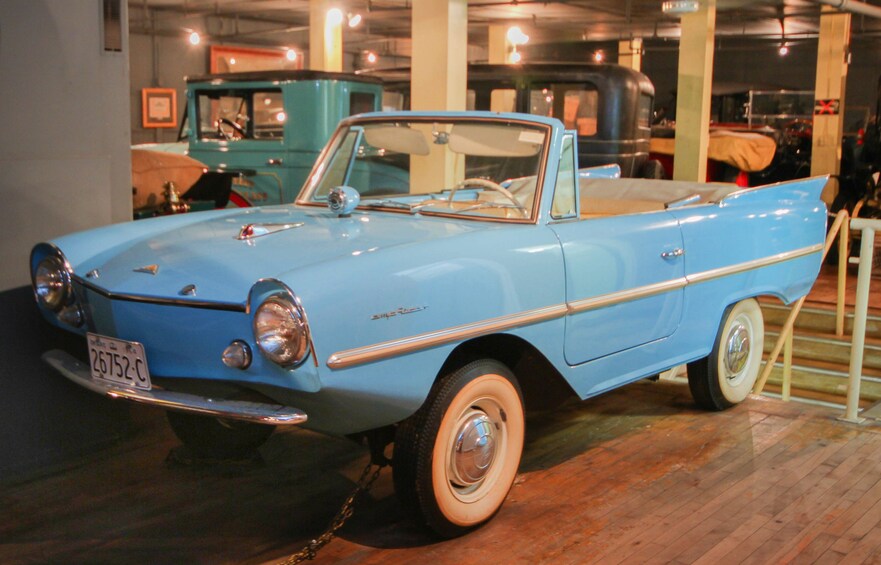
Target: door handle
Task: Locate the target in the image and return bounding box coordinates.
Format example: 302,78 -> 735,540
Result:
661,248 -> 684,259
267,158 -> 284,166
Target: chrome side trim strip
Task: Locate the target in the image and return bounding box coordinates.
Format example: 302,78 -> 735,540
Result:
326,243 -> 823,370
43,349 -> 307,425
74,275 -> 247,312
685,244 -> 824,285
567,277 -> 688,315
327,304 -> 569,369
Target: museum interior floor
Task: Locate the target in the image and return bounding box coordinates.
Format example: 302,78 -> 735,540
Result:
5,267 -> 881,564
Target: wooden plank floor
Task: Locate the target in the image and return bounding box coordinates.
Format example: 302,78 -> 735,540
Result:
5,380 -> 881,564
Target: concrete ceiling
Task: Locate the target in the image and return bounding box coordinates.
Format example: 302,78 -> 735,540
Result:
128,0 -> 881,58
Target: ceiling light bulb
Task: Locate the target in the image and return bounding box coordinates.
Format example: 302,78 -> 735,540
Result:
326,8 -> 344,27
594,51 -> 604,62
506,26 -> 529,46
188,31 -> 201,46
348,13 -> 362,27
509,50 -> 522,64
286,48 -> 297,61
778,44 -> 789,56
366,51 -> 378,64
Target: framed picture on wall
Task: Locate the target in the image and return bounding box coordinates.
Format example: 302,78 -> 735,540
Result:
210,45 -> 302,73
141,88 -> 177,128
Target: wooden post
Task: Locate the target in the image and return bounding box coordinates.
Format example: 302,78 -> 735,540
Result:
309,0 -> 342,71
842,220 -> 876,423
837,217 -> 848,337
618,38 -> 643,72
672,0 -> 716,182
811,6 -> 851,206
488,25 -> 507,64
411,0 -> 468,192
782,331 -> 793,401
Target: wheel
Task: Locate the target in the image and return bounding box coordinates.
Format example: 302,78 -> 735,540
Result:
393,359 -> 525,538
687,298 -> 764,411
166,411 -> 275,459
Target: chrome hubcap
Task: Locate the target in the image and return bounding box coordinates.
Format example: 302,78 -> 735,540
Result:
450,410 -> 497,487
724,322 -> 751,378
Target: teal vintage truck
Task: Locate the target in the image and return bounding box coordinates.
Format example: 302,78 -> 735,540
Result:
134,70 -> 383,216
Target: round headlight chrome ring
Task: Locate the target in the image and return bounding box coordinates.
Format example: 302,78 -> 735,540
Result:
253,295 -> 311,368
33,254 -> 74,312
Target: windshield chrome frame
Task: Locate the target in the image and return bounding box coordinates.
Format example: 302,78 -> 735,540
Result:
296,115 -> 552,225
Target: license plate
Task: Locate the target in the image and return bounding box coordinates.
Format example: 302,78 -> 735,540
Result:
87,333 -> 151,390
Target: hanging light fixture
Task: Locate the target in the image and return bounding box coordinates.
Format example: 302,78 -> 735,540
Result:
509,48 -> 523,64
347,13 -> 362,27
187,30 -> 201,46
506,26 -> 529,46
777,15 -> 788,56
506,26 -> 528,64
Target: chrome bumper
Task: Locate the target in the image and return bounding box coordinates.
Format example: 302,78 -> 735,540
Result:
42,349 -> 308,426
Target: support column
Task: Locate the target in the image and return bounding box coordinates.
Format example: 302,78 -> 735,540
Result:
618,38 -> 643,72
411,0 -> 467,111
811,6 -> 851,205
309,0 -> 342,71
411,0 -> 468,192
488,24 -> 516,112
488,24 -> 507,64
672,0 -> 716,182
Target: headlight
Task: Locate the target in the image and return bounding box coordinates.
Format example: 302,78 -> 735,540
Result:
253,296 -> 310,366
34,255 -> 72,311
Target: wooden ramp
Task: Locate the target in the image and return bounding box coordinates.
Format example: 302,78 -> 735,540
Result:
5,380 -> 881,564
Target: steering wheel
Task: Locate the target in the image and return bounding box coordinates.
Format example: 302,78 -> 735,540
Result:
216,117 -> 246,140
448,178 -> 528,217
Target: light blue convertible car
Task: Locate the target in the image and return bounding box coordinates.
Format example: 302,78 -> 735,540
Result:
33,111 -> 826,537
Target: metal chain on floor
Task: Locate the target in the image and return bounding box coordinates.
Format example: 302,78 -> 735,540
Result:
279,461 -> 386,564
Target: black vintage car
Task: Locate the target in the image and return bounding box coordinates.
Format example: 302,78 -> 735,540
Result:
373,63 -> 661,179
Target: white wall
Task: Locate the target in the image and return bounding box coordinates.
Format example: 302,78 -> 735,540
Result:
0,0 -> 136,481
0,0 -> 132,292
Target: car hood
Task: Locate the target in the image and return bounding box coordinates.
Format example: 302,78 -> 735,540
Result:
60,205 -> 496,306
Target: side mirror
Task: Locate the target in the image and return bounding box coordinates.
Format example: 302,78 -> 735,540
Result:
328,186 -> 361,217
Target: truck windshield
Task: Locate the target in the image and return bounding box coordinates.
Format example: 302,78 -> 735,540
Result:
301,118 -> 549,222
196,89 -> 284,141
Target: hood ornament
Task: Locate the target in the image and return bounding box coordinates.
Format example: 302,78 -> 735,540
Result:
179,284 -> 196,296
161,181 -> 190,215
133,264 -> 159,275
236,222 -> 304,241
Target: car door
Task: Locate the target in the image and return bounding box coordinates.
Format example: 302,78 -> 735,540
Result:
550,209 -> 685,366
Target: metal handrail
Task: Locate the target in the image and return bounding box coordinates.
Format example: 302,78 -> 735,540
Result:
753,209 -> 850,395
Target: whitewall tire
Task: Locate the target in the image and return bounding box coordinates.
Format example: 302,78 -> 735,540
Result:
393,359 -> 525,538
688,298 -> 764,410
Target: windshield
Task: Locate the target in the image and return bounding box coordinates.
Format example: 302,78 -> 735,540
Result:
196,88 -> 285,141
301,118 -> 548,221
